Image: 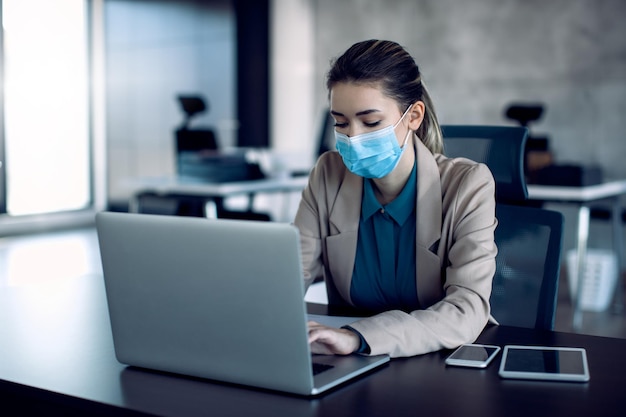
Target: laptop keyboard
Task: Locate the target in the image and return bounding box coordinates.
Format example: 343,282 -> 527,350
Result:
312,362 -> 334,375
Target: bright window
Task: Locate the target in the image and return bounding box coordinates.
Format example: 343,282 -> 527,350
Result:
2,0 -> 90,216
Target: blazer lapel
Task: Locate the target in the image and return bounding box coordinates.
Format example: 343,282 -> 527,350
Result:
415,140 -> 444,307
326,170 -> 362,304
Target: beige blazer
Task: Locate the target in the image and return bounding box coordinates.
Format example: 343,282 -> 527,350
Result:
294,139 -> 497,358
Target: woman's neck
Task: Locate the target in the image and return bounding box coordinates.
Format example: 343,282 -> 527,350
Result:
371,141 -> 416,205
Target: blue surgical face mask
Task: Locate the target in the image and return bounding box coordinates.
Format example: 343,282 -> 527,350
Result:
334,106 -> 412,178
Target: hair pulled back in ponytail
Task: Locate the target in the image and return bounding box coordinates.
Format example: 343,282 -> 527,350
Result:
327,40 -> 443,154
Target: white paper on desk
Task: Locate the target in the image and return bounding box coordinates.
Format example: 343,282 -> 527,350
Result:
307,314 -> 360,328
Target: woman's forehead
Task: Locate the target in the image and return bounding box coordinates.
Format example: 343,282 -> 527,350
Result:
330,82 -> 396,114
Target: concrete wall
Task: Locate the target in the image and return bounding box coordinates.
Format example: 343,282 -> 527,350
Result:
310,0 -> 626,181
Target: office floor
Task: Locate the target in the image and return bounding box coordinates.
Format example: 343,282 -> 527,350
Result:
555,269 -> 626,338
1,226 -> 624,339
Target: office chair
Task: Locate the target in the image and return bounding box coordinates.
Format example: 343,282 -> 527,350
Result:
175,95 -> 219,174
491,203 -> 564,330
504,103 -> 558,184
316,109 -> 335,158
291,109 -> 336,178
138,95 -> 270,220
441,125 -> 564,329
505,103 -> 544,128
171,95 -> 221,217
175,95 -> 268,220
441,125 -> 529,204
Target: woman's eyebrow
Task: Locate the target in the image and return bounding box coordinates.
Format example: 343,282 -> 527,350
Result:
330,109 -> 382,117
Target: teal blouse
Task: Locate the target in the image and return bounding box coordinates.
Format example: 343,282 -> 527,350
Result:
350,162 -> 419,313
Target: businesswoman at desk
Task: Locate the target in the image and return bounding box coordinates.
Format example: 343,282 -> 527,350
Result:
297,40 -> 497,358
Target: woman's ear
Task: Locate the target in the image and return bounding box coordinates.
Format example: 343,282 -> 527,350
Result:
408,101 -> 425,131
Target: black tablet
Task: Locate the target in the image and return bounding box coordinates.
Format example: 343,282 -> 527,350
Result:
498,345 -> 590,382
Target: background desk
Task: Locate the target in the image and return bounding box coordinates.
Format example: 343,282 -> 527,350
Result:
1,276 -> 625,417
528,179 -> 626,329
126,175 -> 309,221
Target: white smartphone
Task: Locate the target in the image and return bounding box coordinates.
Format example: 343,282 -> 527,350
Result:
445,343 -> 502,368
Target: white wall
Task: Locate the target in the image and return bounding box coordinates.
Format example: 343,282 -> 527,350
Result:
270,0 -> 316,172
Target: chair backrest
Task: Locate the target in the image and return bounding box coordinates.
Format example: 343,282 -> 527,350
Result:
176,128 -> 218,153
491,204 -> 564,330
174,94 -> 219,174
175,128 -> 219,178
441,125 -> 529,203
316,108 -> 336,158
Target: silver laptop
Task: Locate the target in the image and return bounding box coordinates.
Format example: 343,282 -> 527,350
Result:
96,212 -> 389,396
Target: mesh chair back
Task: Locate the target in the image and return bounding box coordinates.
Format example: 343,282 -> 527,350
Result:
441,125 -> 529,203
491,204 -> 564,330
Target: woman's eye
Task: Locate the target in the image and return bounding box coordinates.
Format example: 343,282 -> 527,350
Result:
333,120 -> 380,129
364,121 -> 381,128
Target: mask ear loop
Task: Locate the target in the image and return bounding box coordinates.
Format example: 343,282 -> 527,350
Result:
400,129 -> 413,149
396,104 -> 415,149
393,105 -> 413,129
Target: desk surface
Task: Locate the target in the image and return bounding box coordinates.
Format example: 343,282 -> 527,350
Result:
1,276 -> 625,417
127,175 -> 310,198
133,177 -> 626,202
527,178 -> 626,202
130,177 -> 626,207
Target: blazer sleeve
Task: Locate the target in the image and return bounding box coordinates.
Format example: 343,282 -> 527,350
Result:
349,163 -> 497,358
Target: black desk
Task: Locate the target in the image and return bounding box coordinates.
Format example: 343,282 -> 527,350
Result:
1,276 -> 625,417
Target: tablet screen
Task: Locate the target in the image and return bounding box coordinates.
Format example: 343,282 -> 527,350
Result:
499,345 -> 590,382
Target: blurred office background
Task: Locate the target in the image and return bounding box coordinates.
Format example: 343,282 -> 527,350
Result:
1,0 -> 625,227
0,0 -> 625,336
0,0 -> 624,265
104,0 -> 626,202
102,0 -> 626,260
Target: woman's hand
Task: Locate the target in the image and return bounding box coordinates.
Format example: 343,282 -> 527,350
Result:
307,321 -> 360,355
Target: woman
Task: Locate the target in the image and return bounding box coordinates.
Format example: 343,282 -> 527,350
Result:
296,39 -> 497,358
